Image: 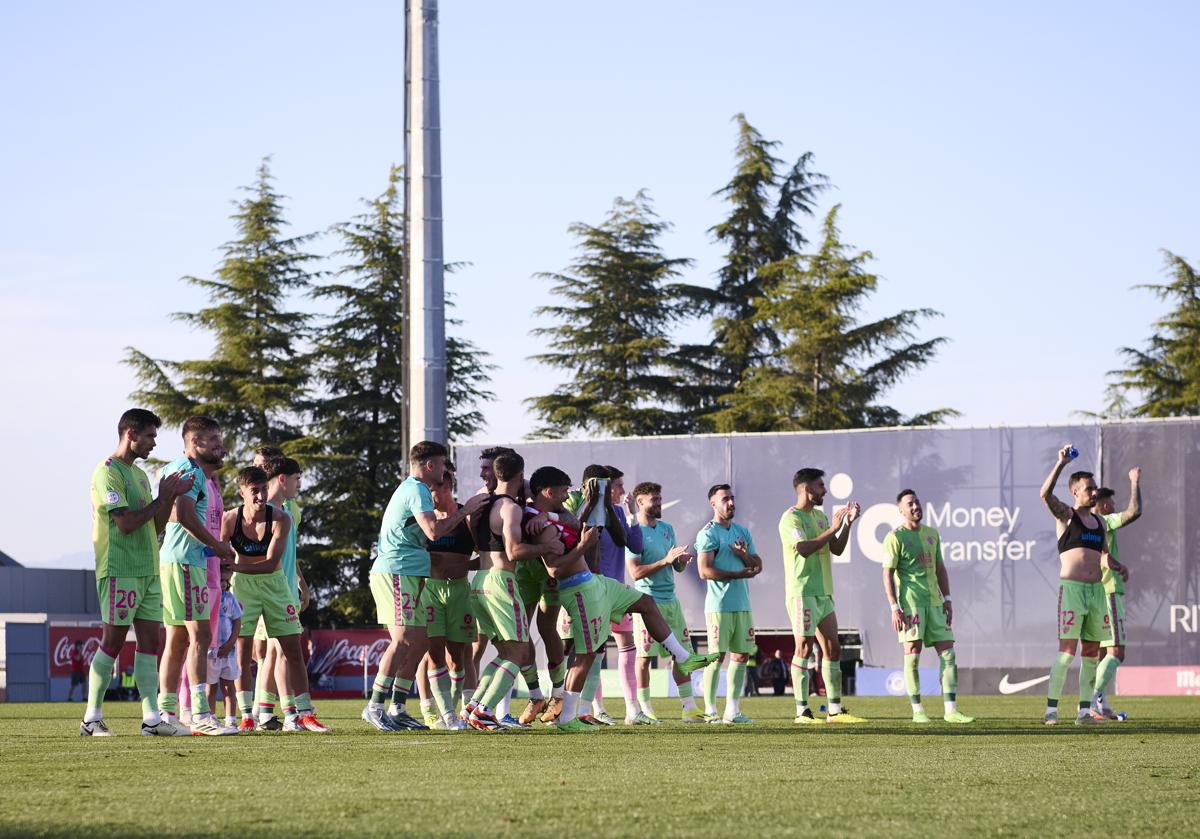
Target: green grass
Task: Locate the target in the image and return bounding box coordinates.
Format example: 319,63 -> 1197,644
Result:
2,696 -> 1198,838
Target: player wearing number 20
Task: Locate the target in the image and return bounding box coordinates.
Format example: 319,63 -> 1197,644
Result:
881,490 -> 974,724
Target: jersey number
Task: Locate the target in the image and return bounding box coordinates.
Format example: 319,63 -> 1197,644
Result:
191,586 -> 210,606
115,590 -> 138,609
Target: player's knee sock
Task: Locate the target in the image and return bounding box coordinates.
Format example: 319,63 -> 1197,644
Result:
428,666 -> 453,717
1078,655 -> 1099,709
259,691 -> 278,721
702,660 -> 720,715
281,694 -> 297,720
725,660 -> 746,718
822,659 -> 843,713
904,653 -> 921,710
449,669 -> 465,713
660,633 -> 691,662
520,664 -> 544,700
677,677 -> 696,711
159,691 -> 178,717
637,686 -> 653,716
549,658 -> 567,693
790,656 -> 808,714
1046,651 -> 1073,708
582,656 -> 603,705
618,644 -> 637,707
134,650 -> 160,723
237,691 -> 253,718
1095,654 -> 1120,698
559,690 -> 581,724
939,648 -> 958,712
480,659 -> 518,712
295,692 -> 313,714
84,645 -> 117,722
369,675 -> 394,708
391,678 -> 413,713
192,684 -> 211,716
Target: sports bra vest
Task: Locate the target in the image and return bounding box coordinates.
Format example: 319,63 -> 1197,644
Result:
1057,508 -> 1105,554
232,505 -> 273,557
472,494 -> 515,552
429,507 -> 474,556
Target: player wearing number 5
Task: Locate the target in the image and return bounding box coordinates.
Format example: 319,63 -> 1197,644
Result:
1039,444 -> 1128,725
882,490 -> 974,724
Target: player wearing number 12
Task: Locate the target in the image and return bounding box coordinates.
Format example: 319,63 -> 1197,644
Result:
881,490 -> 973,724
81,409 -> 195,736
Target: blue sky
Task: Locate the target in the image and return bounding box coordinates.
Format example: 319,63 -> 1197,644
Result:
1,2 -> 1196,566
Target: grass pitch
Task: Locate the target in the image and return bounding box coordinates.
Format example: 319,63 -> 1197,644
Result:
2,696 -> 1198,838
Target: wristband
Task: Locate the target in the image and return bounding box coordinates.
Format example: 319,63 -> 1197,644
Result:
942,596 -> 952,603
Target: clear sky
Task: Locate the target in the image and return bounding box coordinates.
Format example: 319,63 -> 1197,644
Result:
2,2 -> 1196,567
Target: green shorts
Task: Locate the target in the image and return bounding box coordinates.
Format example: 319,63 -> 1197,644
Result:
896,592 -> 954,645
560,575 -> 642,655
98,575 -> 162,626
161,563 -> 212,626
369,572 -> 430,629
786,593 -> 836,637
515,561 -> 560,610
426,577 -> 476,643
1104,591 -> 1126,647
470,569 -> 528,642
232,570 -> 301,638
635,598 -> 688,658
706,610 -> 755,654
1057,579 -> 1111,644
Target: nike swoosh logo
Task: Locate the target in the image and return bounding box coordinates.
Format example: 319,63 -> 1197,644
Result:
998,673 -> 1051,694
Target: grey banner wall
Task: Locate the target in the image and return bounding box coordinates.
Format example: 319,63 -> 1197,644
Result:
457,419 -> 1199,670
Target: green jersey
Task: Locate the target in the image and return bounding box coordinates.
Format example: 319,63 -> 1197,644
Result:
279,499 -> 301,594
882,525 -> 944,605
91,457 -> 158,578
1101,513 -> 1124,596
372,476 -> 434,576
630,520 -> 678,603
160,455 -> 209,567
778,507 -> 833,597
695,520 -> 756,613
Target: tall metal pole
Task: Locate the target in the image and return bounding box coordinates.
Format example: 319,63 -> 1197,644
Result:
404,0 -> 447,449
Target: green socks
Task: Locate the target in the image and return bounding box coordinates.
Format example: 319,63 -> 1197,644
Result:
281,694 -> 296,718
237,690 -> 254,717
637,686 -> 652,714
939,648 -> 957,700
295,692 -> 313,714
549,659 -> 567,690
1095,654 -> 1121,697
480,659 -> 518,710
1078,656 -> 1099,708
727,659 -> 747,699
475,660 -> 499,704
84,646 -> 117,720
133,650 -> 159,720
370,675 -> 394,707
159,691 -> 178,716
702,660 -> 721,714
449,669 -> 465,713
192,685 -> 211,716
904,653 -> 921,704
582,656 -> 603,704
821,659 -> 843,703
391,678 -> 413,711
428,666 -> 454,717
790,656 -> 808,712
520,664 -> 544,700
1047,651 -> 1073,706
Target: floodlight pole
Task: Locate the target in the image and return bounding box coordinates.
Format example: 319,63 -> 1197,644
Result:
403,0 -> 447,451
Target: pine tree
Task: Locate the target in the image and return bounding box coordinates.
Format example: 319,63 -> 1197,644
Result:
305,167 -> 493,623
711,206 -> 957,431
675,114 -> 828,425
125,158 -> 317,458
1104,250 -> 1200,417
527,191 -> 693,438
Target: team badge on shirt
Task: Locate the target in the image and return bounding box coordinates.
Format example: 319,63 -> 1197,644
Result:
106,491 -> 121,505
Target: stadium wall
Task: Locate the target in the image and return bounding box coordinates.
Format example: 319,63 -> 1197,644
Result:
456,418 -> 1200,671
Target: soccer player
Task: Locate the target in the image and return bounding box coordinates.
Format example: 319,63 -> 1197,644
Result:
82,408 -> 194,736
697,484 -> 763,724
423,462 -> 476,730
778,468 -> 865,724
158,416 -> 236,735
224,466 -> 328,732
1090,467 -> 1142,719
466,446 -> 515,714
882,489 -> 974,724
626,481 -> 703,723
464,452 -> 566,730
545,471 -> 716,733
363,441 -> 484,732
1039,444 -> 1129,725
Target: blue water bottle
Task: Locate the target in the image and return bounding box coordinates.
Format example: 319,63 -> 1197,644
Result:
1066,446 -> 1078,460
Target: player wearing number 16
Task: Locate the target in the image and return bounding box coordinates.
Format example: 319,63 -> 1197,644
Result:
881,490 -> 973,724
